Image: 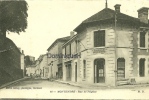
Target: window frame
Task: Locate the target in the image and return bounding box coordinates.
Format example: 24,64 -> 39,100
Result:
138,30 -> 148,50
140,31 -> 146,48
75,40 -> 77,54
94,30 -> 106,47
83,60 -> 86,79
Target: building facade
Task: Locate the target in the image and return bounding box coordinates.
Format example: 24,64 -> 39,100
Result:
39,54 -> 48,79
33,54 -> 48,78
47,36 -> 70,79
62,4 -> 149,86
62,33 -> 80,82
26,65 -> 36,76
20,50 -> 25,77
24,55 -> 35,76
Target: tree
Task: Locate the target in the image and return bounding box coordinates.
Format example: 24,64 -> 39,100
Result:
0,0 -> 28,37
25,56 -> 35,66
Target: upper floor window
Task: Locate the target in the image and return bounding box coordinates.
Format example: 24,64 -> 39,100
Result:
70,44 -> 71,55
64,47 -> 66,55
140,31 -> 146,48
66,44 -> 71,55
75,40 -> 77,53
94,30 -> 105,47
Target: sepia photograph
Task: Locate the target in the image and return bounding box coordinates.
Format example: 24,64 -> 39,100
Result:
0,0 -> 149,99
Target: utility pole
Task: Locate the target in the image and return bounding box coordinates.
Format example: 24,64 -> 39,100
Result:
114,10 -> 118,87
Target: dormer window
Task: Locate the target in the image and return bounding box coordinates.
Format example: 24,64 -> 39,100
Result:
94,30 -> 105,47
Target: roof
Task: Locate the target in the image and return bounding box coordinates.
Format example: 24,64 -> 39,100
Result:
74,8 -> 149,32
62,34 -> 77,47
47,36 -> 70,51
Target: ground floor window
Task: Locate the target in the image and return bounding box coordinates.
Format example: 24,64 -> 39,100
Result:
117,58 -> 125,80
139,58 -> 145,77
83,60 -> 86,79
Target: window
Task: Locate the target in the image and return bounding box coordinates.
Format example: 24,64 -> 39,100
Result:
83,60 -> 86,78
66,44 -> 71,55
140,31 -> 146,48
94,30 -> 105,47
75,40 -> 77,53
70,44 -> 71,55
64,47 -> 66,55
139,58 -> 145,77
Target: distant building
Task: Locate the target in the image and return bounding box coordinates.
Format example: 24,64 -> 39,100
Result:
26,65 -> 36,76
24,55 -> 35,76
36,54 -> 48,79
25,55 -> 35,66
20,50 -> 25,77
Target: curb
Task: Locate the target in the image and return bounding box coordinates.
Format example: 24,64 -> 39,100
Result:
54,80 -> 82,88
0,77 -> 30,89
54,80 -> 149,89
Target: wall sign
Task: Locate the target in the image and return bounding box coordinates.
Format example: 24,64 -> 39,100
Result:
92,48 -> 105,54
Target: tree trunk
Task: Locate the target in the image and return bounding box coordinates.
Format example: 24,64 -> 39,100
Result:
0,29 -> 6,37
0,29 -> 6,46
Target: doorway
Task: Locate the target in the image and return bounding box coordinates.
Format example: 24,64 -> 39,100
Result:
117,58 -> 125,80
75,62 -> 77,82
94,59 -> 105,83
66,64 -> 72,81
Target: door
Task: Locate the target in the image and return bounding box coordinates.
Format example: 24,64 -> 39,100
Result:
75,62 -> 77,82
139,58 -> 145,77
66,64 -> 72,81
117,58 -> 125,80
95,59 -> 105,83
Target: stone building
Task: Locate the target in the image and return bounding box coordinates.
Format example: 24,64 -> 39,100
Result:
38,54 -> 48,79
26,65 -> 36,77
32,54 -> 47,78
47,36 -> 70,79
20,50 -> 25,77
24,55 -> 35,76
62,32 -> 79,82
62,4 -> 149,86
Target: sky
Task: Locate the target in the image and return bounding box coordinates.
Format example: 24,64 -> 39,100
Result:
6,0 -> 149,59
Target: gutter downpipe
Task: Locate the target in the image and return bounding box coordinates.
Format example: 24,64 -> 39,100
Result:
114,11 -> 118,87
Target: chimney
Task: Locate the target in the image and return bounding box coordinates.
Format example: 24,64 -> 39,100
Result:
114,4 -> 121,13
22,50 -> 24,54
137,7 -> 149,24
70,31 -> 75,38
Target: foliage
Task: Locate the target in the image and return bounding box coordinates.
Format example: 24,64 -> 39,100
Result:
0,0 -> 28,34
